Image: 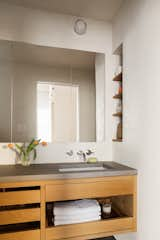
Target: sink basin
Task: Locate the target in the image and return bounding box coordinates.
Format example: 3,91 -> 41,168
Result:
58,163 -> 113,173
59,166 -> 106,172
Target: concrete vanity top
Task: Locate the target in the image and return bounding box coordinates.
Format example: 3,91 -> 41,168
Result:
0,162 -> 137,182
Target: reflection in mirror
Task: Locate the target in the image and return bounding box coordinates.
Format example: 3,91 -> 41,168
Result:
0,40 -> 105,142
37,83 -> 79,142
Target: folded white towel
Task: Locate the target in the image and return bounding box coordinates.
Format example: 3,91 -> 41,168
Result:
54,209 -> 101,216
54,215 -> 101,226
54,199 -> 101,216
54,212 -> 101,221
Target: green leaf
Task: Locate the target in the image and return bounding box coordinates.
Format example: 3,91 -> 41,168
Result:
15,143 -> 25,154
15,143 -> 22,151
27,138 -> 41,153
27,139 -> 35,153
33,148 -> 37,160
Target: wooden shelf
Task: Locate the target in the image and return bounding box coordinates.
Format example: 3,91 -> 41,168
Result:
113,94 -> 122,99
46,217 -> 133,240
113,72 -> 122,82
112,112 -> 122,117
112,139 -> 122,142
113,45 -> 123,143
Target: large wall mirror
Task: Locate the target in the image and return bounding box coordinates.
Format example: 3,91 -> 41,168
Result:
0,40 -> 105,142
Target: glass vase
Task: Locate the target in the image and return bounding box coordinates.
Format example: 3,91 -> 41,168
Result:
20,152 -> 34,166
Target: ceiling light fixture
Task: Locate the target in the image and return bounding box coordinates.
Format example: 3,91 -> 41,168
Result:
74,18 -> 87,35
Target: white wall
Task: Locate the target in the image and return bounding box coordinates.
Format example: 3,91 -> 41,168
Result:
113,0 -> 160,239
95,53 -> 105,142
0,2 -> 113,163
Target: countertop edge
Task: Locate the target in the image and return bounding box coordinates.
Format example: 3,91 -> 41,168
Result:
0,170 -> 137,183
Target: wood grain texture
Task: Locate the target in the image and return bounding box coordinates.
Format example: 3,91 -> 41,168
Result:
46,176 -> 134,201
58,229 -> 134,240
111,195 -> 133,217
0,175 -> 137,240
0,176 -> 135,187
0,181 -> 42,188
112,139 -> 122,142
0,230 -> 40,240
133,175 -> 137,230
112,112 -> 122,117
40,185 -> 46,240
46,217 -> 134,240
113,93 -> 122,99
0,208 -> 40,225
113,72 -> 122,82
0,190 -> 40,206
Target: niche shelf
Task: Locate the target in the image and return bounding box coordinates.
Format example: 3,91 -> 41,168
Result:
112,44 -> 123,142
113,93 -> 122,99
112,139 -> 122,142
113,72 -> 122,82
112,112 -> 122,117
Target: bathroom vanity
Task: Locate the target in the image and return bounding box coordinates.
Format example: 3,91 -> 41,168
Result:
0,162 -> 137,240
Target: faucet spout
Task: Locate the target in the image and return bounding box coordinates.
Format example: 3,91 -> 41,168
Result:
77,150 -> 86,162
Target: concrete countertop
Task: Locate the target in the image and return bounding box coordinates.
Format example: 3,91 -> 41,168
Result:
0,161 -> 137,182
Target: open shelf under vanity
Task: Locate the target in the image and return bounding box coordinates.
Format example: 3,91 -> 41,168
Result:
46,194 -> 134,240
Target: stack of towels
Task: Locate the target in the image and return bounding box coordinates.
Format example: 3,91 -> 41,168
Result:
53,199 -> 101,226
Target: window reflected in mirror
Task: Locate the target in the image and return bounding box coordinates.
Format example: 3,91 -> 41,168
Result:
37,83 -> 79,142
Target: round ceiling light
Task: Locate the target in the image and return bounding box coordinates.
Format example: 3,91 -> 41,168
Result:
74,18 -> 87,35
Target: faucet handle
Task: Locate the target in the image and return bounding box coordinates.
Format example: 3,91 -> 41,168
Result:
86,149 -> 95,156
77,150 -> 84,156
77,150 -> 86,162
66,150 -> 73,156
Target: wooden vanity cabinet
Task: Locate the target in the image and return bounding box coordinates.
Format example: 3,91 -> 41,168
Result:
0,175 -> 137,240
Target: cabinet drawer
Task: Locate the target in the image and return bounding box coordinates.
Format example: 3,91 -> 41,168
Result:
46,176 -> 135,201
0,190 -> 40,206
0,208 -> 40,225
0,230 -> 40,240
46,217 -> 134,240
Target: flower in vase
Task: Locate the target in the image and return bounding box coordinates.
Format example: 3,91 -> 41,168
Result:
6,139 -> 47,166
41,141 -> 47,146
8,143 -> 14,149
33,140 -> 39,145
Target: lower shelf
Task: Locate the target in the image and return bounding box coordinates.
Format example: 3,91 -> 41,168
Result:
46,217 -> 135,240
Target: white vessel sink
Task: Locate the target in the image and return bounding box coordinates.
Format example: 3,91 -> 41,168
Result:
59,166 -> 106,172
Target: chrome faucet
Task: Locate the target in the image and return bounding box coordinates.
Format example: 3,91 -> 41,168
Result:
77,150 -> 86,162
77,149 -> 95,162
86,149 -> 95,156
66,150 -> 73,156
